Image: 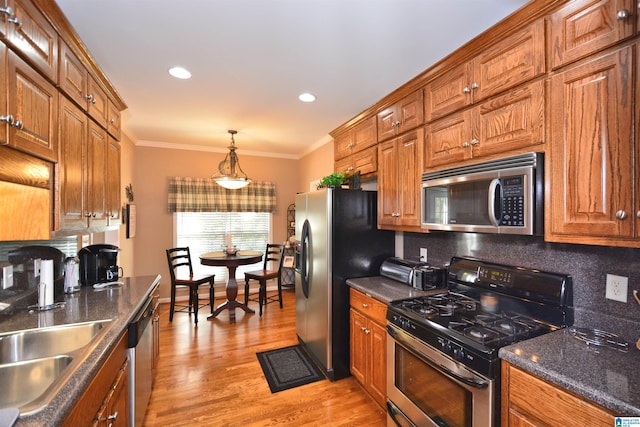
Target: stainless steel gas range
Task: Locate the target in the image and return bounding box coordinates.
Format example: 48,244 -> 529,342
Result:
386,256 -> 573,427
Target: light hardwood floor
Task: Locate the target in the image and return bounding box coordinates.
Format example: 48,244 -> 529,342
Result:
143,288 -> 387,426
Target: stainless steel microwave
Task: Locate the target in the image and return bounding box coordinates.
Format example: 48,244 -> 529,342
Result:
421,152 -> 544,235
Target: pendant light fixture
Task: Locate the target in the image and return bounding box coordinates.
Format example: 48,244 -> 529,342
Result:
212,130 -> 252,190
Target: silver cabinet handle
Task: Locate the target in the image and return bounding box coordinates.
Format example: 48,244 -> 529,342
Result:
471,138 -> 479,145
108,118 -> 115,124
364,329 -> 370,335
85,94 -> 97,104
463,86 -> 471,94
347,166 -> 354,171
0,114 -> 14,125
108,411 -> 118,420
636,211 -> 640,218
362,303 -> 369,308
462,141 -> 470,148
616,210 -> 628,220
84,213 -> 91,218
617,9 -> 631,19
0,7 -> 20,26
471,82 -> 479,89
12,120 -> 23,129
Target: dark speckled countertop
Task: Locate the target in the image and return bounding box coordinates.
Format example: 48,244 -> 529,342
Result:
500,328 -> 640,416
1,274 -> 161,427
346,276 -> 445,303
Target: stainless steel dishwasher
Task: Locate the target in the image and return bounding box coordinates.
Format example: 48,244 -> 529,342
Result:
128,287 -> 156,427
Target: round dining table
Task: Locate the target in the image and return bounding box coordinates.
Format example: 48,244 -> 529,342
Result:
200,250 -> 263,323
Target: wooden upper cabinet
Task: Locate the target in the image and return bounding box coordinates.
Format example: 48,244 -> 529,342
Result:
550,0 -> 636,69
424,80 -> 544,170
425,19 -> 545,122
107,100 -> 121,140
334,115 -> 376,160
3,0 -> 57,82
334,145 -> 377,177
378,131 -> 422,228
87,76 -> 108,126
549,45 -> 634,242
106,136 -> 121,225
87,120 -> 108,227
377,90 -> 423,141
5,49 -> 57,162
59,40 -> 89,109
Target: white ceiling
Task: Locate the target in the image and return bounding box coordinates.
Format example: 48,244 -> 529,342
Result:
56,0 -> 529,158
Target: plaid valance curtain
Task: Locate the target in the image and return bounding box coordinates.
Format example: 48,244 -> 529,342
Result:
167,177 -> 276,213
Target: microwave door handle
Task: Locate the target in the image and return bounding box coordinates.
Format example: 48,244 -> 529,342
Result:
488,178 -> 502,226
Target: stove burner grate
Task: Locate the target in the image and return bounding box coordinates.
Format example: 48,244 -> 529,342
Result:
568,327 -> 629,352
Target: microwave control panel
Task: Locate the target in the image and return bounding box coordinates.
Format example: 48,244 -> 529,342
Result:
500,176 -> 524,226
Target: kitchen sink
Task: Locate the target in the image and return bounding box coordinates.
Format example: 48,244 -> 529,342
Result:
0,320 -> 111,364
0,319 -> 112,415
0,355 -> 73,409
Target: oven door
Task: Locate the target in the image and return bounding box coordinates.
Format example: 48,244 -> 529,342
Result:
387,324 -> 495,427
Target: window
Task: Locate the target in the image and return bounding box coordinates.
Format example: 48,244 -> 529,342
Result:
174,212 -> 271,282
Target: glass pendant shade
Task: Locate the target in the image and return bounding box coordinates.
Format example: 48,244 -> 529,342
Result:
212,130 -> 252,189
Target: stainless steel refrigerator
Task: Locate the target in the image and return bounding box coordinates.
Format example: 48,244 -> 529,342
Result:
294,188 -> 394,381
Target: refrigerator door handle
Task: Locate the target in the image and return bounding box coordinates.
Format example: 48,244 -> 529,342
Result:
301,219 -> 310,298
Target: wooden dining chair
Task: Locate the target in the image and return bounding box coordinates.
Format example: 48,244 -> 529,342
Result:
244,244 -> 285,316
166,247 -> 215,325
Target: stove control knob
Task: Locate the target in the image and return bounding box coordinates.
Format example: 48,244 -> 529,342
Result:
453,346 -> 465,361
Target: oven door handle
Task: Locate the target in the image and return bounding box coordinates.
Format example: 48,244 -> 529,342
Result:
387,325 -> 489,390
387,400 -> 418,427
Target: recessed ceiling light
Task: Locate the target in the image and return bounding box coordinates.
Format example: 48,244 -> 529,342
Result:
169,67 -> 192,79
298,93 -> 316,103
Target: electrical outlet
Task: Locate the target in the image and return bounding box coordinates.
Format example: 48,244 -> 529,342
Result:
34,258 -> 41,277
420,248 -> 428,262
605,274 -> 628,303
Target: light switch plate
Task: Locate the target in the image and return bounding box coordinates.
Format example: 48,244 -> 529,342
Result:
2,265 -> 13,289
420,248 -> 428,263
605,274 -> 628,303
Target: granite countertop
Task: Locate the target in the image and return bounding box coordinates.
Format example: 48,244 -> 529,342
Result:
500,328 -> 640,416
346,276 -> 445,303
1,274 -> 161,427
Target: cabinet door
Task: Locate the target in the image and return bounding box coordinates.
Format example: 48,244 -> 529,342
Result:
87,121 -> 108,226
351,116 -> 377,151
549,46 -> 634,239
368,320 -> 387,408
424,110 -> 472,169
349,308 -> 367,385
424,62 -> 472,121
58,97 -> 88,230
474,19 -> 545,100
106,137 -> 121,225
107,100 -> 121,140
87,77 -> 108,126
397,132 -> 421,226
472,79 -> 544,158
334,131 -> 352,161
5,0 -> 57,82
377,105 -> 398,141
351,145 -> 377,176
550,0 -> 635,69
377,139 -> 399,226
59,40 -> 89,110
7,50 -> 58,162
378,91 -> 424,141
107,361 -> 129,427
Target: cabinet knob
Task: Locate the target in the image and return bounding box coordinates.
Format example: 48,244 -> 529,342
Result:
462,141 -> 470,148
471,138 -> 479,145
637,211 -> 640,218
11,120 -> 23,130
84,213 -> 92,218
463,86 -> 471,94
471,82 -> 479,90
108,411 -> 119,420
364,329 -> 370,335
616,210 -> 628,220
109,118 -> 115,124
617,9 -> 631,19
0,114 -> 14,126
85,94 -> 97,104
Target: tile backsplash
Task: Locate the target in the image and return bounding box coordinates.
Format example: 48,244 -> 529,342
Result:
404,232 -> 640,337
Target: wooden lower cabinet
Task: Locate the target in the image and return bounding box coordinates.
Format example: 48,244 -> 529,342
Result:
349,288 -> 387,409
63,331 -> 129,426
502,361 -> 615,427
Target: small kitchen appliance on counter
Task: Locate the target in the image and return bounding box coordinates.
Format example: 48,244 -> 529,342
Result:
379,257 -> 447,290
78,244 -> 121,286
386,256 -> 573,427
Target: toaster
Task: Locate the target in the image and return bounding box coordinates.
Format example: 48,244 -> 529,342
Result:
412,265 -> 447,290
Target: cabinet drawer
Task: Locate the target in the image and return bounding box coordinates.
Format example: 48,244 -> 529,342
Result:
350,288 -> 387,325
504,363 -> 615,426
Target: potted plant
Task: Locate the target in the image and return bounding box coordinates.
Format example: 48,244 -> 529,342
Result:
317,172 -> 348,189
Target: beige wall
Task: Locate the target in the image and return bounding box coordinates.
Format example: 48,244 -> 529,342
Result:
131,145 -> 300,299
298,141 -> 334,193
116,133 -> 136,278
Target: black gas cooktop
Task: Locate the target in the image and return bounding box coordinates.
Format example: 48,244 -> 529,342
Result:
387,257 -> 573,378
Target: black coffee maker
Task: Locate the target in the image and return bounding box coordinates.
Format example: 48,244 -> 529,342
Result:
78,244 -> 121,286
